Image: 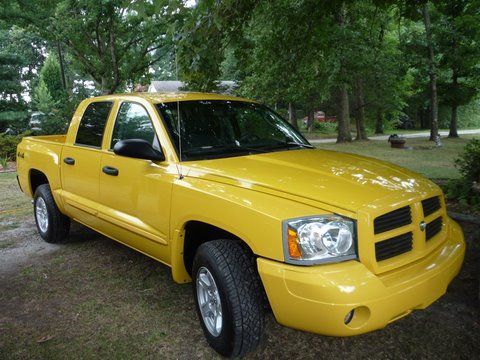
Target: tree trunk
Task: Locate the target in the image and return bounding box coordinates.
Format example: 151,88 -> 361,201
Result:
336,2 -> 351,143
56,42 -> 67,91
423,3 -> 439,141
449,70 -> 459,138
307,108 -> 314,132
337,84 -> 352,143
354,79 -> 368,140
449,104 -> 459,138
375,110 -> 383,134
101,77 -> 111,95
420,106 -> 429,129
288,102 -> 298,129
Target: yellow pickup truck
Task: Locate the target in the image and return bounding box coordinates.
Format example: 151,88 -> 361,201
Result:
17,93 -> 465,357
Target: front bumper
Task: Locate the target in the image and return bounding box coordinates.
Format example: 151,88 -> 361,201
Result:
257,217 -> 465,336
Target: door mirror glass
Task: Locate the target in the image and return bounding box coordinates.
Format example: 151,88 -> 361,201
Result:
113,139 -> 165,161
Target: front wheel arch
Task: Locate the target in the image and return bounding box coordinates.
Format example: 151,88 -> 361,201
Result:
182,220 -> 245,276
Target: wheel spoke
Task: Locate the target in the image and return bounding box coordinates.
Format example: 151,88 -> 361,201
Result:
201,301 -> 209,312
196,267 -> 222,337
198,273 -> 211,289
35,198 -> 49,233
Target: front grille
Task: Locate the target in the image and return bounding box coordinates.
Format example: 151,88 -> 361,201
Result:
374,206 -> 412,234
422,196 -> 441,217
426,216 -> 443,240
375,232 -> 413,261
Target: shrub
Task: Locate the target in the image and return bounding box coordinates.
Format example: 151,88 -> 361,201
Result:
0,156 -> 9,170
0,131 -> 32,160
455,138 -> 480,183
446,139 -> 480,210
313,121 -> 337,133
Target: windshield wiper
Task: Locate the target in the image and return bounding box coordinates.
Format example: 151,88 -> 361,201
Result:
265,141 -> 315,150
286,142 -> 315,149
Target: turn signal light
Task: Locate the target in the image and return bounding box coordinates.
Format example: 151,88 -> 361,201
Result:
287,228 -> 302,259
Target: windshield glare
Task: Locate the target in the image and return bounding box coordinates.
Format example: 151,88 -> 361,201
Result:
156,100 -> 311,160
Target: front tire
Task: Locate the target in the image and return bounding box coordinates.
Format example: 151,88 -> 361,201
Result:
192,240 -> 265,358
33,184 -> 70,243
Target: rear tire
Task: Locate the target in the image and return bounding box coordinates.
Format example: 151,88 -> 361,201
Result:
192,240 -> 264,358
33,184 -> 70,243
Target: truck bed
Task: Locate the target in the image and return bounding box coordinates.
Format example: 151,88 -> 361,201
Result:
16,134 -> 67,197
23,134 -> 67,144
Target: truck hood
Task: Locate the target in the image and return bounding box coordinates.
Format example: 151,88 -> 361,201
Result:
184,149 -> 440,212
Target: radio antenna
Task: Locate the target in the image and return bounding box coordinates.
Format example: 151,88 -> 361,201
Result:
175,46 -> 184,179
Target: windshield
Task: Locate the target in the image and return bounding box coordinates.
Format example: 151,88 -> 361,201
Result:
156,100 -> 312,161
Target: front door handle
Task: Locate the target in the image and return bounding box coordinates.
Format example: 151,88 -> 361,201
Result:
102,166 -> 119,176
63,157 -> 75,165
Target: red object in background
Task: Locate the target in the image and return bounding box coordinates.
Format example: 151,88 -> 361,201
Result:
302,111 -> 337,124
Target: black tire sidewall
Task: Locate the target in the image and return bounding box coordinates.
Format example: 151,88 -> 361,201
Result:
33,185 -> 56,242
192,246 -> 236,357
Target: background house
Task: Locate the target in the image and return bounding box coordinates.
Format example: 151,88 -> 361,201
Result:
148,80 -> 236,94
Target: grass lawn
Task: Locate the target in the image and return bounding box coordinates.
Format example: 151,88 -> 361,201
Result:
301,128 -> 479,140
0,172 -> 31,232
315,136 -> 478,179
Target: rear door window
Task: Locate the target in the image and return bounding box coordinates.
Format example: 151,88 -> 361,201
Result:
75,101 -> 113,147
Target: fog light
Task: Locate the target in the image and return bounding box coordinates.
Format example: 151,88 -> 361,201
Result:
344,309 -> 354,325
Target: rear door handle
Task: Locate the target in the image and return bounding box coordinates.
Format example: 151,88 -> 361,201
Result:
102,166 -> 119,176
63,157 -> 75,165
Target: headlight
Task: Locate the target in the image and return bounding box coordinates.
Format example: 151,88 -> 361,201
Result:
283,215 -> 357,265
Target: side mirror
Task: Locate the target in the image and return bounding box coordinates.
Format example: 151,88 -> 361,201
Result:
113,139 -> 165,162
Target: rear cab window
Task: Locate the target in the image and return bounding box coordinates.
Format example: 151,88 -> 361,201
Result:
75,101 -> 113,148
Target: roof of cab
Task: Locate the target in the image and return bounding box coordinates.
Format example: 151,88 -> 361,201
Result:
87,92 -> 255,104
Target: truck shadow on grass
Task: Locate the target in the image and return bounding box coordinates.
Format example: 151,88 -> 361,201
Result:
1,218 -> 479,359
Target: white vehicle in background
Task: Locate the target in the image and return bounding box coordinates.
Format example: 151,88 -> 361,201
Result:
29,111 -> 45,133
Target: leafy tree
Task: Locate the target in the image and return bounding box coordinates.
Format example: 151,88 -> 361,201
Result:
31,55 -> 68,134
38,55 -> 66,103
422,2 -> 440,141
0,28 -> 28,132
32,80 -> 57,114
4,0 -> 185,94
436,0 -> 480,137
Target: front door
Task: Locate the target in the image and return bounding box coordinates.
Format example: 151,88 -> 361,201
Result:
97,101 -> 174,264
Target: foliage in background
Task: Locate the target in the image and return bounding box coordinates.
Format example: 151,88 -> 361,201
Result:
1,0 -> 480,140
0,29 -> 28,132
447,138 -> 480,209
455,138 -> 480,183
30,55 -> 69,134
313,122 -> 337,133
435,1 -> 480,137
2,0 -> 185,94
0,131 -> 31,160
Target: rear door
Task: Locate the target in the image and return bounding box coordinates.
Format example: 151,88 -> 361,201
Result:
97,101 -> 174,263
60,101 -> 114,227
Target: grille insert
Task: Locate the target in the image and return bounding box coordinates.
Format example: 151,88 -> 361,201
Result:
422,196 -> 441,217
426,216 -> 443,240
374,206 -> 412,234
375,232 -> 413,262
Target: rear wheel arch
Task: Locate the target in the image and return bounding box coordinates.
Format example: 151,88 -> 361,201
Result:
29,169 -> 49,195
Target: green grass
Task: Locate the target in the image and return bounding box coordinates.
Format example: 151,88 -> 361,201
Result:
302,127 -> 480,140
0,172 -> 31,231
315,136 -> 478,179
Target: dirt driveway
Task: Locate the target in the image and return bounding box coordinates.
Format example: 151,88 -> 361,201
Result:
1,172 -> 479,359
